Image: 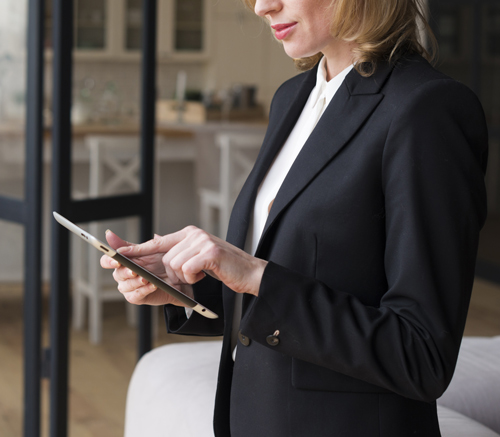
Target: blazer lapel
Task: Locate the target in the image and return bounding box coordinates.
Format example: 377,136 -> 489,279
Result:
255,62 -> 395,255
225,68 -> 317,249
222,68 -> 317,333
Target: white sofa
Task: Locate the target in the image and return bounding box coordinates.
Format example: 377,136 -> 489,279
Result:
125,337 -> 500,437
437,336 -> 500,436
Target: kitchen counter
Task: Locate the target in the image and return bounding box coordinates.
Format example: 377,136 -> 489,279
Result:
0,122 -> 193,139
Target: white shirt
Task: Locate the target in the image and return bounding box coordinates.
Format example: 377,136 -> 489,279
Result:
230,59 -> 354,357
245,58 -> 353,256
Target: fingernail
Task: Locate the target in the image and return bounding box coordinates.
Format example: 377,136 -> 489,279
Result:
141,277 -> 148,285
148,283 -> 157,291
112,260 -> 120,268
154,233 -> 161,240
117,246 -> 130,254
105,229 -> 111,234
128,269 -> 137,277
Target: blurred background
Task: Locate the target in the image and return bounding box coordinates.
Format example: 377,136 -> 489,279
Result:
0,0 -> 499,436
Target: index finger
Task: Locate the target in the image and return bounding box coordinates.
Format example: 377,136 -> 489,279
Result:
117,229 -> 186,257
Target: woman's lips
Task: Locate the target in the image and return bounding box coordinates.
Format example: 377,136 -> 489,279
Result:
271,22 -> 297,40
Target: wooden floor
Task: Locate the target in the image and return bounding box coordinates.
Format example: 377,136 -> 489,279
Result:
0,278 -> 499,437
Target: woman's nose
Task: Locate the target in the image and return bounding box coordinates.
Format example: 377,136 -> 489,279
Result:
254,0 -> 282,18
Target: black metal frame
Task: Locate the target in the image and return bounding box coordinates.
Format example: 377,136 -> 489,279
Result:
0,0 -> 44,436
0,0 -> 157,435
48,0 -> 157,435
24,1 -> 45,433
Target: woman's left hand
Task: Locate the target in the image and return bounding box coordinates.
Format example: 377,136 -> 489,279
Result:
117,226 -> 268,296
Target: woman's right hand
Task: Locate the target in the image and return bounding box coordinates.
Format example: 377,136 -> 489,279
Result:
100,230 -> 194,307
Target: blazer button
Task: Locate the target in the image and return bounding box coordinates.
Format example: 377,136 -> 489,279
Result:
266,330 -> 280,346
238,330 -> 251,346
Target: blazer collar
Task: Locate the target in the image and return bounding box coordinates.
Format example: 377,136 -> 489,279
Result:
345,61 -> 393,95
254,61 -> 394,255
226,60 -> 394,253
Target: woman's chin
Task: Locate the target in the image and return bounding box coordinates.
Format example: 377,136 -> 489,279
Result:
282,43 -> 319,60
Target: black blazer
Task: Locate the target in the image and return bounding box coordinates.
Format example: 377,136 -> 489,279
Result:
165,54 -> 488,437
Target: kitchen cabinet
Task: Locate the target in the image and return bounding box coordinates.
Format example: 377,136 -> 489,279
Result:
44,0 -> 210,62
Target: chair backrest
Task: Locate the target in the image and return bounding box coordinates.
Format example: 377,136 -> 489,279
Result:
215,132 -> 264,233
85,135 -> 142,197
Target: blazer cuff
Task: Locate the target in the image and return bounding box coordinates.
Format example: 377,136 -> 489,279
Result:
239,261 -> 290,342
163,274 -> 225,336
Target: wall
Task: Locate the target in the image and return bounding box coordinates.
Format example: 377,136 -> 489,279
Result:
205,0 -> 298,109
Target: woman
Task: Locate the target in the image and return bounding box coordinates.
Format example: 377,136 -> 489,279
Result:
101,0 -> 488,435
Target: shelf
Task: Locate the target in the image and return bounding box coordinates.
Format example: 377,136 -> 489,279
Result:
175,23 -> 203,31
206,105 -> 266,123
76,22 -> 105,28
44,48 -> 209,64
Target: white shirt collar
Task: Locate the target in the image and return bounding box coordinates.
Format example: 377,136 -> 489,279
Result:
310,57 -> 354,110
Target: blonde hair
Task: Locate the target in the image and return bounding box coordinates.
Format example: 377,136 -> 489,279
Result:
242,0 -> 437,76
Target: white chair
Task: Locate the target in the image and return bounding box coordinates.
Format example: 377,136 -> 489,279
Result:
437,336 -> 500,434
72,135 -> 160,344
199,132 -> 264,238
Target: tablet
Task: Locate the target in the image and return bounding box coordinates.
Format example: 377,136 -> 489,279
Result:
53,211 -> 218,319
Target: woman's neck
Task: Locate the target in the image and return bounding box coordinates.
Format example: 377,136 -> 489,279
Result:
322,40 -> 358,81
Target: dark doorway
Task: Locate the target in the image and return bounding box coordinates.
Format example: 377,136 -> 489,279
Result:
430,0 -> 500,282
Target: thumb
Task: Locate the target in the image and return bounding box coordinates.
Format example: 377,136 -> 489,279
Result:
105,229 -> 134,251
